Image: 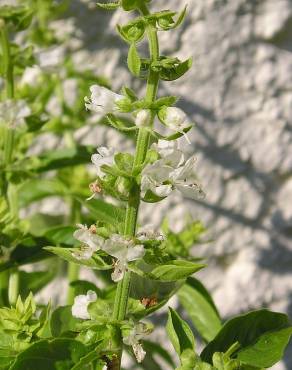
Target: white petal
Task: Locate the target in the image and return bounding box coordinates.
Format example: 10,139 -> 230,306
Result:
111,260 -> 126,282
85,85 -> 123,115
103,234 -> 129,260
133,343 -> 146,363
154,184 -> 172,197
127,244 -> 145,261
137,225 -> 164,241
164,107 -> 190,132
91,146 -> 115,178
71,291 -> 96,320
176,183 -> 205,200
71,247 -> 94,260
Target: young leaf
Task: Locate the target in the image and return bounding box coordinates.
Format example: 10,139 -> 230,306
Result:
121,0 -> 137,11
19,179 -> 67,207
97,2 -> 120,10
201,309 -> 292,368
178,277 -> 222,342
166,307 -> 195,356
160,58 -> 193,81
50,306 -> 81,337
127,43 -> 141,77
158,6 -> 187,31
149,260 -> 206,282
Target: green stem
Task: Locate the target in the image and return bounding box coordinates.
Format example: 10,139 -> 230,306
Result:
111,4 -> 160,368
67,198 -> 81,304
8,270 -> 19,306
0,20 -> 14,99
0,271 -> 9,306
1,19 -> 17,307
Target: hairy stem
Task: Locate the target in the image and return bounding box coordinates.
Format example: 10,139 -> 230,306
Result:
111,3 -> 160,368
67,194 -> 81,304
0,20 -> 17,306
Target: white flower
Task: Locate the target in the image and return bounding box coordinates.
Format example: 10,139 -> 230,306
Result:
123,322 -> 152,363
72,224 -> 104,260
0,100 -> 31,128
137,225 -> 165,242
135,109 -> 152,127
71,290 -> 97,320
141,144 -> 204,200
141,160 -> 173,198
158,107 -> 191,143
169,156 -> 205,199
159,106 -> 190,132
84,85 -> 123,115
91,147 -> 115,179
103,234 -> 145,282
151,140 -> 184,168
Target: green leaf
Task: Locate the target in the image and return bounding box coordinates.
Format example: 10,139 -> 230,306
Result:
149,260 -> 206,282
76,196 -> 125,225
158,6 -> 187,30
19,179 -> 67,207
106,113 -> 137,133
9,339 -> 86,369
166,307 -> 195,356
160,58 -> 193,81
142,340 -> 175,370
97,1 -> 120,10
153,96 -> 178,109
201,309 -> 292,368
237,327 -> 292,368
0,236 -> 51,272
121,0 -> 137,11
18,268 -> 56,297
178,277 -> 221,342
127,43 -> 141,77
45,226 -> 77,246
50,306 -> 80,337
117,19 -> 145,43
44,246 -> 112,270
34,146 -> 95,172
71,344 -> 104,370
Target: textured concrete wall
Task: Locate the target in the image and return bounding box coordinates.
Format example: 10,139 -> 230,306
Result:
25,0 -> 289,368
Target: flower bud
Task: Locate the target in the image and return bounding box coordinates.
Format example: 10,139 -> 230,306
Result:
115,176 -> 132,198
135,109 -> 152,128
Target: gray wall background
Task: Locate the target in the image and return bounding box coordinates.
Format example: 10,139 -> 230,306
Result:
57,0 -> 292,368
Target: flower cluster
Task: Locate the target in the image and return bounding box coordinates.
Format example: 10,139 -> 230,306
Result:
141,140 -> 205,200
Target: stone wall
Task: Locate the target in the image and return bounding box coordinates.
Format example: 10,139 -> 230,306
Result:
49,0 -> 292,368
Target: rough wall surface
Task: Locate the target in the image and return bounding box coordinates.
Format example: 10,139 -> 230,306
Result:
29,0 -> 291,368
